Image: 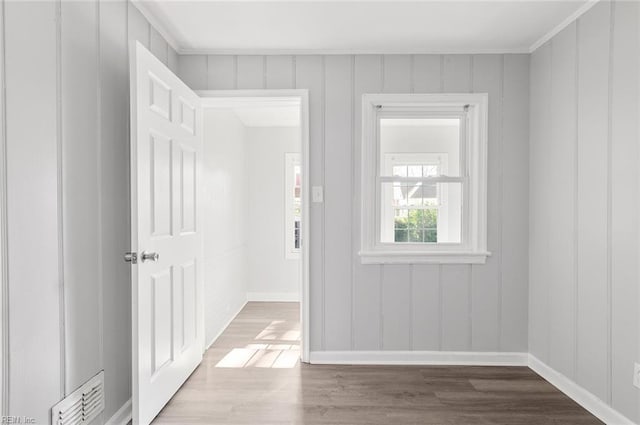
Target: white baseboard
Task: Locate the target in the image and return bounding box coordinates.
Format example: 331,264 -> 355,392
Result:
105,399 -> 132,425
247,292 -> 299,302
309,350 -> 529,366
528,355 -> 636,425
205,299 -> 248,350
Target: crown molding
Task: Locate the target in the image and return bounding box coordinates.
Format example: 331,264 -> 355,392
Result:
131,0 -> 599,57
130,0 -> 181,52
528,0 -> 600,53
178,47 -> 531,55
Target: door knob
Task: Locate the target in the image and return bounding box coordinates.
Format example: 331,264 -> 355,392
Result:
141,251 -> 159,263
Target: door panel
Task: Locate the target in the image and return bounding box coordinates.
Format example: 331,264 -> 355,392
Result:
180,147 -> 197,233
150,133 -> 173,237
130,41 -> 203,425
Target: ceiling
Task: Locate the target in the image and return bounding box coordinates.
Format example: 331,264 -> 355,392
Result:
136,0 -> 595,54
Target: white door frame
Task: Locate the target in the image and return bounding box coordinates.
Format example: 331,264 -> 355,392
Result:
197,89 -> 310,363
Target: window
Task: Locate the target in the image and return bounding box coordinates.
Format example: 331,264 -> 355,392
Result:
285,153 -> 301,259
360,94 -> 489,264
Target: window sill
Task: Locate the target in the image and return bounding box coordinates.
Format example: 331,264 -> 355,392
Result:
359,250 -> 491,265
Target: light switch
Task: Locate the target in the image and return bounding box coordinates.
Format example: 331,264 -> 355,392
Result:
312,186 -> 324,203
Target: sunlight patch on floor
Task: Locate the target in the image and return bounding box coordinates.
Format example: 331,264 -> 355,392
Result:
215,320 -> 301,368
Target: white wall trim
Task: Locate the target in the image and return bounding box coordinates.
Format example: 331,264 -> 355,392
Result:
528,355 -> 637,425
247,292 -> 300,302
528,0 -> 600,53
309,351 -> 528,366
205,299 -> 248,351
104,399 -> 132,425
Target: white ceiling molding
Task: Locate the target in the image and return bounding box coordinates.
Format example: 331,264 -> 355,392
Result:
178,47 -> 532,55
528,0 -> 600,53
131,0 -> 181,52
133,0 -> 596,56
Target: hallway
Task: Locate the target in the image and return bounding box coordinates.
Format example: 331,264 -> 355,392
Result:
152,302 -> 601,425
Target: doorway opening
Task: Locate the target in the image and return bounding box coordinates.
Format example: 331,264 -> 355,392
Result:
199,91 -> 310,364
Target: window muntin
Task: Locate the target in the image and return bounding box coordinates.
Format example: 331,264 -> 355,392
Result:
360,93 -> 489,264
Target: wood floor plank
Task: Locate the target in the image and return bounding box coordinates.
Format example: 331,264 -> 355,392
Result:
152,302 -> 602,425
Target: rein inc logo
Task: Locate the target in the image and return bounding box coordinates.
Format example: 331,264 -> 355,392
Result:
1,417 -> 36,424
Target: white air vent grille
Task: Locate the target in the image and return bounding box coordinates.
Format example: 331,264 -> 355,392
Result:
52,371 -> 105,425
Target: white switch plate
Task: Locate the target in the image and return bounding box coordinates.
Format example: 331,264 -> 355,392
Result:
312,186 -> 324,203
634,363 -> 640,389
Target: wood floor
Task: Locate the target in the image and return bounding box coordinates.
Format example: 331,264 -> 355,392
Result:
152,302 -> 602,425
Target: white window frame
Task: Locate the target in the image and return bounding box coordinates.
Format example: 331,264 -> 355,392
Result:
285,152 -> 301,260
381,153 -> 449,244
360,93 -> 490,264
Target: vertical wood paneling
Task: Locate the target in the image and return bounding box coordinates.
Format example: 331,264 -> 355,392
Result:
501,54 -> 529,352
178,55 -> 207,91
127,1 -> 149,48
471,54 -> 502,351
323,55 -> 352,350
576,2 -> 610,401
411,265 -> 440,350
0,2 -> 5,411
101,0 -> 131,418
196,52 -> 530,362
547,24 -> 578,378
266,55 -> 294,89
440,265 -> 471,350
529,3 -> 640,421
382,265 -> 411,350
609,1 -> 639,420
61,0 -> 100,392
149,25 -> 168,66
168,45 -> 179,74
294,55 -> 324,350
207,55 -> 236,90
528,44 -> 552,363
4,1 -> 62,422
443,55 -> 472,92
237,55 -> 265,89
352,55 -> 383,350
2,1 -> 179,421
382,55 -> 411,93
412,55 -> 442,93
441,54 -> 472,351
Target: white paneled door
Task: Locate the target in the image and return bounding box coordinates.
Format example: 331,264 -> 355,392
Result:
130,41 -> 204,425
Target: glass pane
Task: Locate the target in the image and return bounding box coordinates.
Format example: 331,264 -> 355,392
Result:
379,118 -> 461,177
380,182 -> 462,244
392,165 -> 407,177
423,165 -> 438,177
407,165 -> 422,177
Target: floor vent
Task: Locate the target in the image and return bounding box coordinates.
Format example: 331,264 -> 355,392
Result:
51,371 -> 105,425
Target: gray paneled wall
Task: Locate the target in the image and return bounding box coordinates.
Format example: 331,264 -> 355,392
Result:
3,1 -> 62,423
178,53 -> 530,354
529,1 -> 639,423
0,0 -> 177,422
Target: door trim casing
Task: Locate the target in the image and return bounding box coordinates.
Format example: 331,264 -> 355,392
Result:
197,89 -> 311,363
